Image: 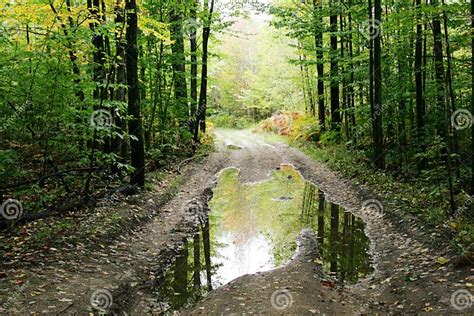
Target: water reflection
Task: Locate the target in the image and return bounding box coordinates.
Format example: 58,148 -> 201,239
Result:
301,183 -> 372,283
157,165 -> 373,312
155,219 -> 212,313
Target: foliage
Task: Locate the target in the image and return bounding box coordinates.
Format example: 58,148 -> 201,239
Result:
0,0 -> 222,223
261,111 -> 320,142
209,112 -> 254,129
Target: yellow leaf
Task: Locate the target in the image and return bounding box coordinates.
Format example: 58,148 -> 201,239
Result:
437,257 -> 449,265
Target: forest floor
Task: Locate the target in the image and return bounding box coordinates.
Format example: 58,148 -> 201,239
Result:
1,129 -> 473,315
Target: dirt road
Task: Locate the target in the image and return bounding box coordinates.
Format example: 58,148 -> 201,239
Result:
1,129 -> 472,315
186,129 -> 473,315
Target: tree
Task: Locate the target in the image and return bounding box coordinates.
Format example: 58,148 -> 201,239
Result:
372,0 -> 384,169
126,0 -> 145,187
472,0 -> 474,195
197,0 -> 215,134
414,0 -> 425,169
329,0 -> 341,135
190,0 -> 199,141
313,0 -> 326,131
170,0 -> 189,125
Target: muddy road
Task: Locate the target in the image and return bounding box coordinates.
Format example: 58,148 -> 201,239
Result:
1,129 -> 472,315
183,129 -> 473,315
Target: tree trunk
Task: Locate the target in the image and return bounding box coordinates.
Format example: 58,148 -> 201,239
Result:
471,0 -> 474,195
369,0 -> 375,147
348,0 -> 356,143
190,0 -> 199,138
329,204 -> 339,273
126,0 -> 145,187
431,0 -> 455,214
432,0 -> 446,137
174,239 -> 188,295
340,13 -> 349,140
330,1 -> 341,136
317,189 -> 325,256
441,0 -> 459,172
313,0 -> 325,131
114,0 -> 128,162
415,0 -> 426,170
88,0 -> 107,106
373,0 -> 385,169
197,0 -> 215,135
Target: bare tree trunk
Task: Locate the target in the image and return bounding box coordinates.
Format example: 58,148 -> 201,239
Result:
441,0 -> 459,172
348,0 -> 356,142
329,204 -> 339,273
88,0 -> 107,106
317,189 -> 325,256
174,239 -> 188,295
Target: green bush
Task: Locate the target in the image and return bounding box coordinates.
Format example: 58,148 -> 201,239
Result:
209,112 -> 254,129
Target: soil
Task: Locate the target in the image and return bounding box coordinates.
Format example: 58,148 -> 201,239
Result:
1,129 -> 473,315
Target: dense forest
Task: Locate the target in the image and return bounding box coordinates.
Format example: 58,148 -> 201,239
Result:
267,0 -> 474,208
0,0 -> 473,314
264,0 -> 474,251
1,0 -> 220,222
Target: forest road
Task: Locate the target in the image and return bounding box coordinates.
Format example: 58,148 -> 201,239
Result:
1,129 -> 472,315
184,129 -> 474,315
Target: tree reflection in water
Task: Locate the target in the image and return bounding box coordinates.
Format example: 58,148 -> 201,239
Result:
156,165 -> 372,313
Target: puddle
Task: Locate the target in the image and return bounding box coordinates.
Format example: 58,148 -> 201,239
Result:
156,164 -> 373,313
